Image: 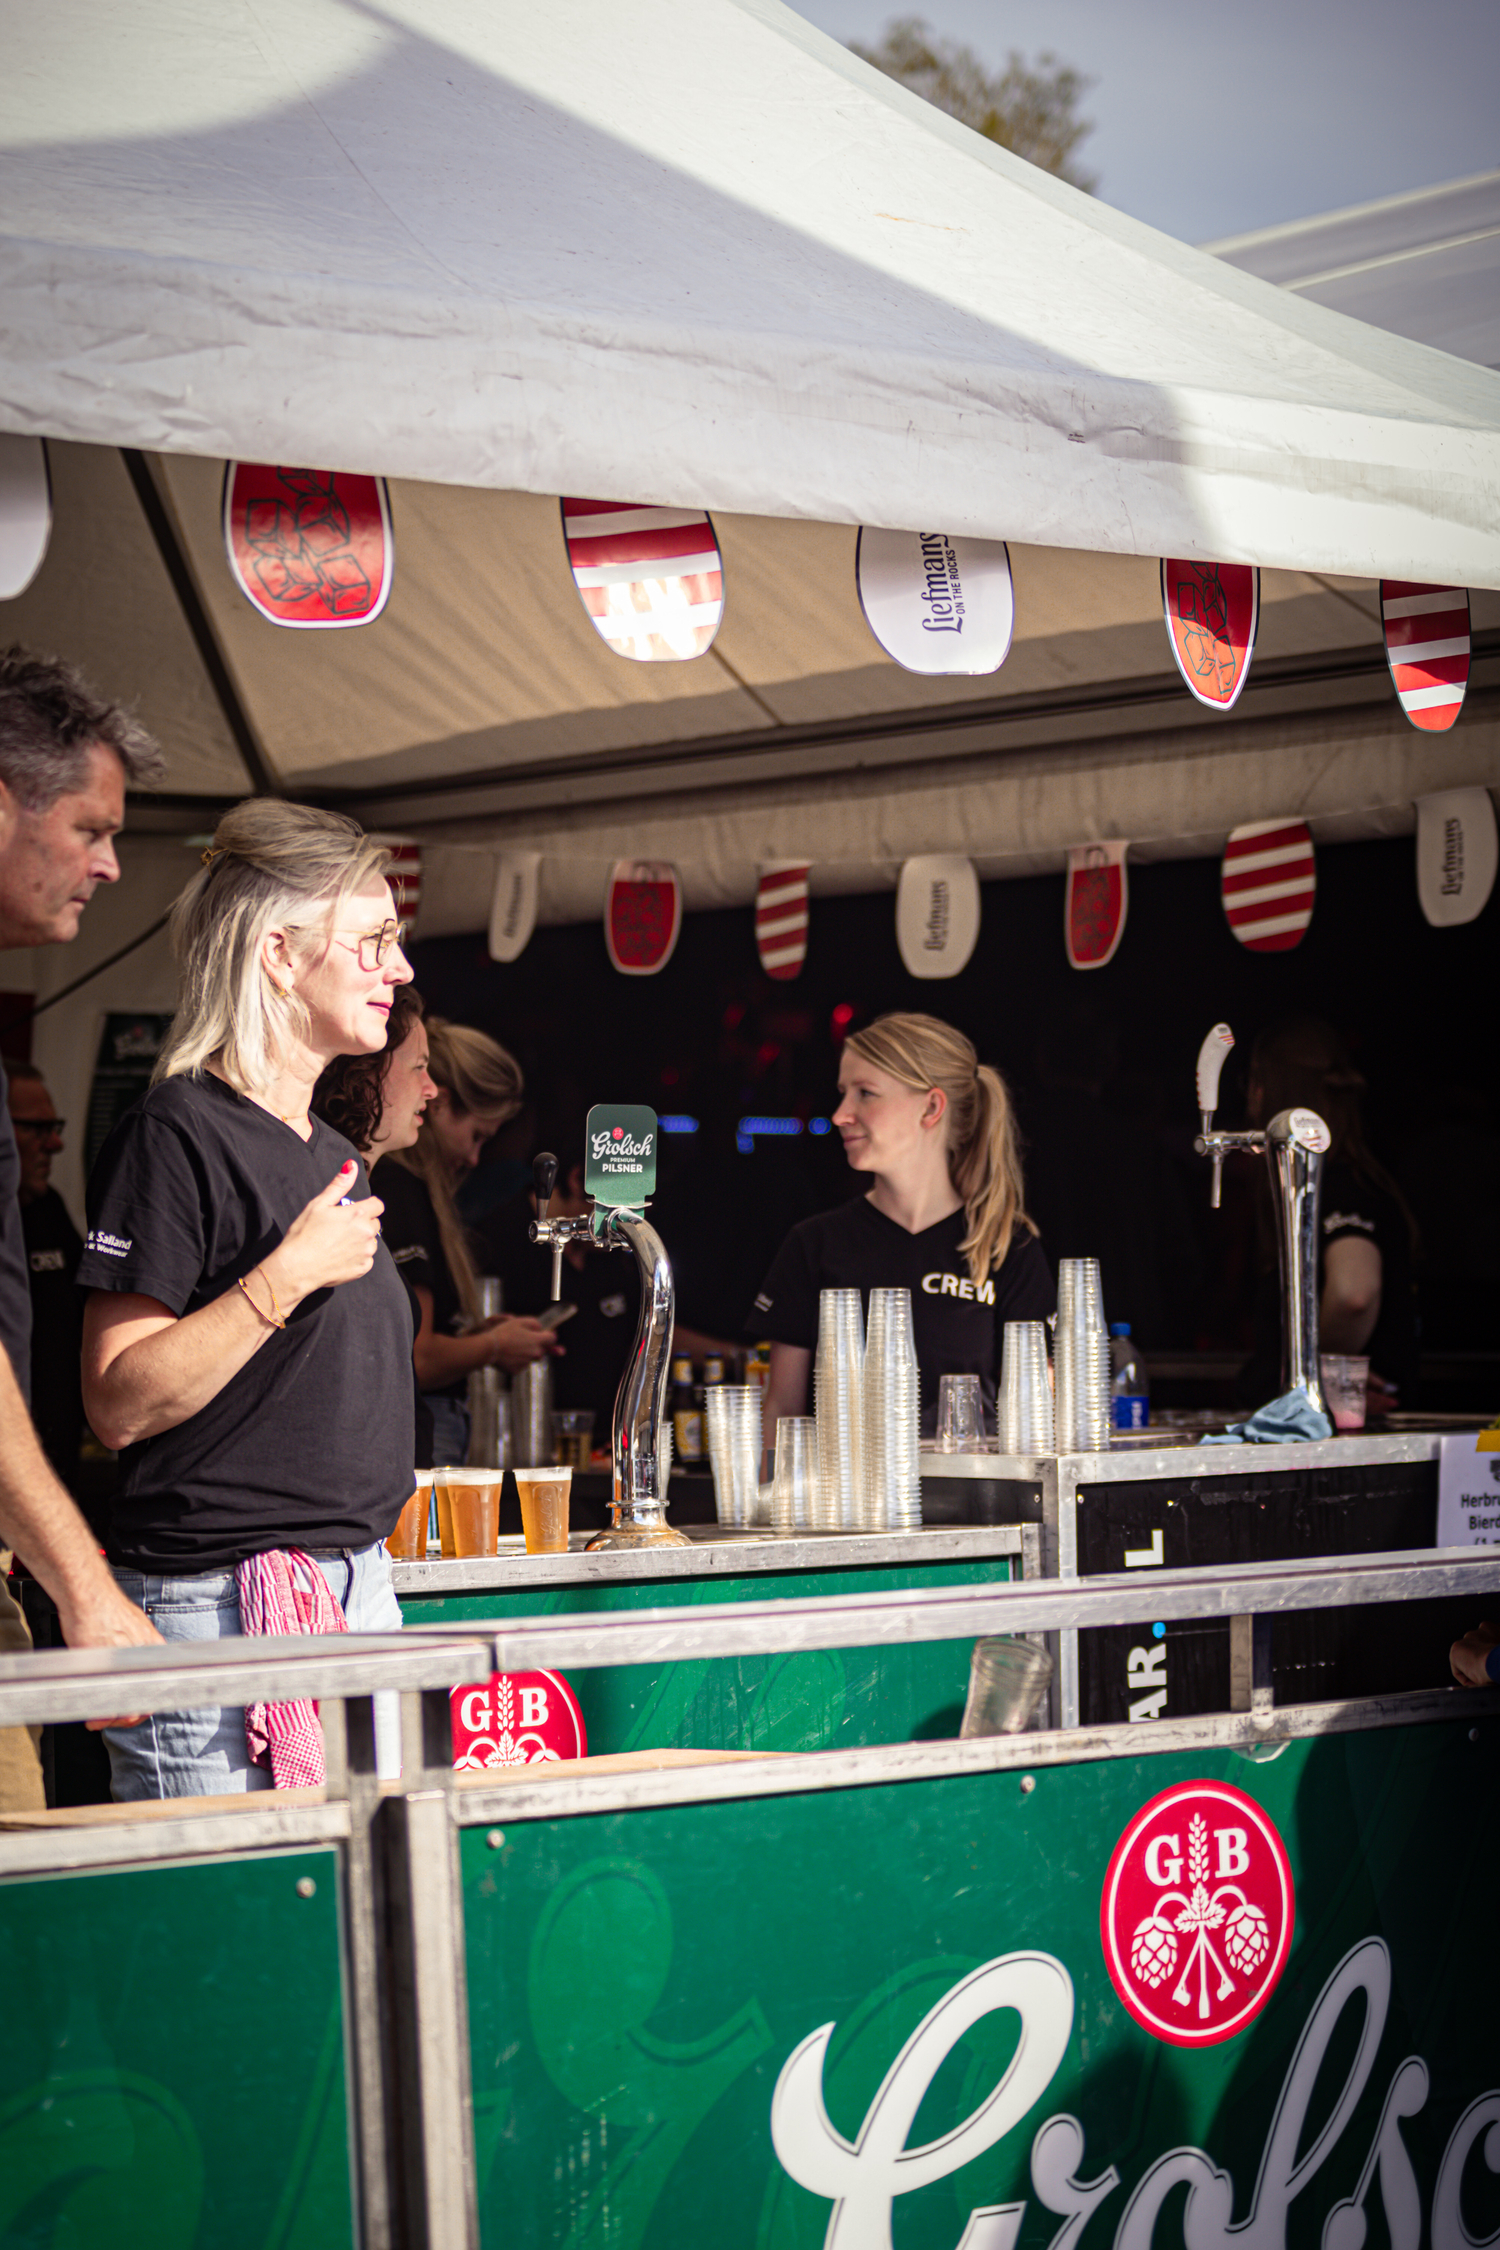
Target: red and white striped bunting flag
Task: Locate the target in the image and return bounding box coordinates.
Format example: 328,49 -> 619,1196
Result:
1221,820 -> 1316,953
382,840 -> 422,925
1381,581 -> 1470,732
561,498 -> 723,662
755,865 -> 809,979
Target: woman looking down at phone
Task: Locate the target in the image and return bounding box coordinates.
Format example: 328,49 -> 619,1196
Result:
753,1014 -> 1054,1450
78,803 -> 420,1800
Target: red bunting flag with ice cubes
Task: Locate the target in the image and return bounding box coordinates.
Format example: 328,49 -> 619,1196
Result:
224,464 -> 394,627
1381,581 -> 1471,732
1065,842 -> 1129,969
605,860 -> 683,975
1221,820 -> 1316,952
561,499 -> 723,662
755,864 -> 810,979
1161,560 -> 1259,709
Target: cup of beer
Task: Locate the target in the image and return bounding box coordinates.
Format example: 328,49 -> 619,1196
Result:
386,1470 -> 432,1561
434,1468 -> 504,1559
552,1409 -> 594,1472
514,1465 -> 572,1555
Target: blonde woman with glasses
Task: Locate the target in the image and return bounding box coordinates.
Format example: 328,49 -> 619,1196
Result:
78,800 -> 418,1801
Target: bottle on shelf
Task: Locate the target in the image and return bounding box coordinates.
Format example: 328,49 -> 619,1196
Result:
1109,1323 -> 1150,1431
670,1353 -> 705,1466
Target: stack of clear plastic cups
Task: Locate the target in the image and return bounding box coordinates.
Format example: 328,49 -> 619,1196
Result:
1054,1257 -> 1111,1451
706,1384 -> 762,1526
862,1287 -> 921,1530
770,1415 -> 817,1531
996,1320 -> 1055,1454
814,1288 -> 864,1530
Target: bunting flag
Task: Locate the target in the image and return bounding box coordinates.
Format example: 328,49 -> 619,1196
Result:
488,851 -> 542,962
605,860 -> 683,974
1381,581 -> 1471,732
561,498 -> 723,662
755,864 -> 810,979
896,856 -> 981,978
1161,560 -> 1259,710
1221,820 -> 1316,952
224,464 -> 393,627
381,840 -> 423,926
1064,842 -> 1129,969
854,528 -> 1015,675
1415,789 -> 1497,927
0,435 -> 51,601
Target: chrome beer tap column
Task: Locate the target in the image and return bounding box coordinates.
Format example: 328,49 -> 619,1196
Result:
1192,1024 -> 1332,1411
528,1133 -> 688,1549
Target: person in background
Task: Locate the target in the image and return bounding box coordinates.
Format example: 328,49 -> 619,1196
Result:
0,647 -> 167,1810
755,1013 -> 1054,1449
1239,1015 -> 1419,1411
378,1020 -> 557,1466
313,984 -> 439,1467
79,801 -> 418,1800
6,1061 -> 110,1805
478,1139 -> 640,1447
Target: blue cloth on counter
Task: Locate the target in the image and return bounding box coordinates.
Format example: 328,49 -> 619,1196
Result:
1200,1390 -> 1333,1445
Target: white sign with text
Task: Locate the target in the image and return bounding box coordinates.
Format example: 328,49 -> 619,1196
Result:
1436,1432 -> 1500,1547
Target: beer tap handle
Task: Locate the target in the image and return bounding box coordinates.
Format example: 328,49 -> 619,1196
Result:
1194,1024 -> 1235,1212
533,1152 -> 558,1219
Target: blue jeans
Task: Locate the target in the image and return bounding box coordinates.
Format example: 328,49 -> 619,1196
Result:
104,1542 -> 404,1802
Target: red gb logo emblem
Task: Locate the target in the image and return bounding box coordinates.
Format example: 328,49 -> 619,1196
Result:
1101,1780 -> 1294,2045
449,1670 -> 587,1771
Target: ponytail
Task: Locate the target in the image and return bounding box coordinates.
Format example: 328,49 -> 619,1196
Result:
841,1013 -> 1035,1285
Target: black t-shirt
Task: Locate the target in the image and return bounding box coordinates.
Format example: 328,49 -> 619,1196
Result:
1245,1156 -> 1419,1404
477,1191 -> 639,1430
377,1160 -> 468,1401
0,1056 -> 32,1400
22,1186 -> 84,1483
750,1198 -> 1056,1436
78,1074 -> 414,1572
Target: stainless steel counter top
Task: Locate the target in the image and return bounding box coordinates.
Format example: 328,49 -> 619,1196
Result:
917,1430 -> 1446,1481
392,1520 -> 1030,1594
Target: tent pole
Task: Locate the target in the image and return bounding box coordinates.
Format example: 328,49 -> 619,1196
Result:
120,449 -> 282,799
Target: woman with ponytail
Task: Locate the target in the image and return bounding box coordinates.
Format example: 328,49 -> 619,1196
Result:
754,1013 -> 1053,1444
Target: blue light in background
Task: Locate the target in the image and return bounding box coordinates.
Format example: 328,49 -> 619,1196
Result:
736,1115 -> 805,1154
808,1118 -> 832,1135
659,1115 -> 700,1134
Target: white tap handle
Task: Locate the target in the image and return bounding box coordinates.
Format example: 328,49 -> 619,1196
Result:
1196,1023 -> 1235,1117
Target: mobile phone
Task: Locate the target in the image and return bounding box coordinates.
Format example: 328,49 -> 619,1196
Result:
536,1301 -> 579,1331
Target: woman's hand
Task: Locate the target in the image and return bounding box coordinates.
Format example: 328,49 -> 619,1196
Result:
480,1315 -> 562,1374
265,1161 -> 384,1307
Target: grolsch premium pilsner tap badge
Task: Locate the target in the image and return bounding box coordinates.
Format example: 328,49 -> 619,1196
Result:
584,1104 -> 658,1207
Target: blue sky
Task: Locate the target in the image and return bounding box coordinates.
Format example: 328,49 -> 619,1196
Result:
786,0 -> 1499,241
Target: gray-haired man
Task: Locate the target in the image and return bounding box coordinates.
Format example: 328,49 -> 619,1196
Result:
0,647 -> 167,1803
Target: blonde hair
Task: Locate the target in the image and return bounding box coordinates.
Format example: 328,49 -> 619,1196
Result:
841,1012 -> 1035,1284
387,1019 -> 523,1322
154,800 -> 392,1095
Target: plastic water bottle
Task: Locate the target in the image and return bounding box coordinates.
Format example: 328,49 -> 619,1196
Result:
1110,1323 -> 1150,1430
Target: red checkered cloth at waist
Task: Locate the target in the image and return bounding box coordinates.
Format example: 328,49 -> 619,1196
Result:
235,1549 -> 349,1789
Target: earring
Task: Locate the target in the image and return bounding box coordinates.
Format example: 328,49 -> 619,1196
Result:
266,972 -> 290,1001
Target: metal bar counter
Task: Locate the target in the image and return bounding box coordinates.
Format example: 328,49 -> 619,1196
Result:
393,1520 -> 1036,1759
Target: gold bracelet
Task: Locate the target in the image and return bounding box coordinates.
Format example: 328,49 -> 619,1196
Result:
237,1271 -> 286,1331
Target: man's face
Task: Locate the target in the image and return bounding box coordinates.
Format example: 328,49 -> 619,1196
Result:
6,1075 -> 63,1201
0,742 -> 126,947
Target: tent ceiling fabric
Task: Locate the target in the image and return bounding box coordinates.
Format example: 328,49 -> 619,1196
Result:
1,0 -> 1498,587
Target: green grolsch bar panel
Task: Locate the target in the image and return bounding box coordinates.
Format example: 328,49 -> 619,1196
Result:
462,1719 -> 1500,2249
0,1848 -> 355,2249
400,1556 -> 1015,1754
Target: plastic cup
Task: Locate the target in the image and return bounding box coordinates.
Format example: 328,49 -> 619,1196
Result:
959,1637 -> 1054,1736
386,1473 -> 432,1561
515,1464 -> 573,1554
435,1468 -> 503,1558
552,1408 -> 595,1471
936,1373 -> 985,1453
1320,1353 -> 1370,1431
